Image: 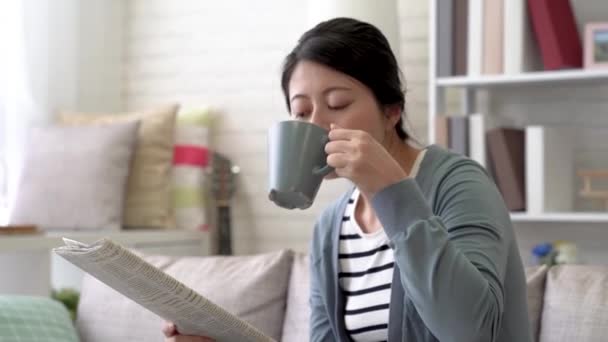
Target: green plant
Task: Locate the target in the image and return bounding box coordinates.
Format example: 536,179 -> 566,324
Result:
51,288 -> 80,321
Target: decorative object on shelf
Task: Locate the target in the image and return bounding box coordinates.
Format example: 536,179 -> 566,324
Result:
210,153 -> 239,255
584,23 -> 608,70
0,224 -> 39,235
577,169 -> 608,210
532,241 -> 578,266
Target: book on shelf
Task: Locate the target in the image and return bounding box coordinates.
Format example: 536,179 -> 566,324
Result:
525,126 -> 575,214
448,116 -> 469,157
54,238 -> 275,342
452,0 -> 468,75
437,114 -> 486,167
527,0 -> 582,70
435,115 -> 449,149
437,0 -> 577,77
437,0 -> 454,77
503,0 -> 542,74
482,0 -> 504,74
468,113 -> 486,168
486,128 -> 526,211
467,0 -> 484,76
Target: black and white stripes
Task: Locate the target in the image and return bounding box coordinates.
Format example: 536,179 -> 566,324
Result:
338,149 -> 426,341
339,189 -> 394,342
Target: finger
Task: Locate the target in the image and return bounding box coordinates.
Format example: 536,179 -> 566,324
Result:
327,153 -> 349,169
325,140 -> 353,154
162,322 -> 177,338
328,127 -> 359,141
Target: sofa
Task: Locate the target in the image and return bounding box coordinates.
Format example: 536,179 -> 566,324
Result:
15,250 -> 608,342
71,249 -> 608,342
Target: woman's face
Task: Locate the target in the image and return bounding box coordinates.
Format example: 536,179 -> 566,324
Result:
287,60 -> 390,143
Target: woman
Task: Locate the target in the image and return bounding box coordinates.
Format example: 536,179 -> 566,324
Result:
164,18 -> 532,342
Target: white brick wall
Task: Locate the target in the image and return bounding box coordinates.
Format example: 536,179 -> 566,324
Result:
124,0 -> 430,254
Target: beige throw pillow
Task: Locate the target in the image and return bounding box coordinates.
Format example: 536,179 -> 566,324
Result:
59,104 -> 179,228
525,265 -> 548,342
281,252 -> 310,342
76,250 -> 294,342
539,265 -> 608,342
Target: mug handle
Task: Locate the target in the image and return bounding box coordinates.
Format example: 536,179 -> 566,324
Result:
313,164 -> 333,177
313,135 -> 333,176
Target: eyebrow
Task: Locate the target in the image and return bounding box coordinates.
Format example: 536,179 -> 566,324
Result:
290,86 -> 352,102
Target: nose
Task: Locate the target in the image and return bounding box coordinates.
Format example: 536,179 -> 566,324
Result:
309,109 -> 331,131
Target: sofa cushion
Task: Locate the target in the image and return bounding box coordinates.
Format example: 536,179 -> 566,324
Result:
525,265 -> 548,342
539,265 -> 608,342
76,250 -> 293,342
281,252 -> 310,342
9,122 -> 139,230
0,295 -> 79,342
59,104 -> 178,229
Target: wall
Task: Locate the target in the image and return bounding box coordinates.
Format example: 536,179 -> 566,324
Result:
124,0 -> 430,254
0,0 -> 126,296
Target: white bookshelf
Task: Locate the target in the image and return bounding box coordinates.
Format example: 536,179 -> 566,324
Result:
428,0 -> 608,223
437,69 -> 608,88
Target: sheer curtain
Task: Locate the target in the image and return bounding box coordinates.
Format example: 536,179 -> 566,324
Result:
0,0 -> 42,222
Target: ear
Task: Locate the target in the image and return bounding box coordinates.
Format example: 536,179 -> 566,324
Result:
383,105 -> 402,131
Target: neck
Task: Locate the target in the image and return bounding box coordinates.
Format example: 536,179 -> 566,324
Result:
383,132 -> 420,179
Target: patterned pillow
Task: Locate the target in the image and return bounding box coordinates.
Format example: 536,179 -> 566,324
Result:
0,295 -> 79,342
172,108 -> 213,231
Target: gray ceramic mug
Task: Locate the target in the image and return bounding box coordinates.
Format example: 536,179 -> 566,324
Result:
268,120 -> 333,209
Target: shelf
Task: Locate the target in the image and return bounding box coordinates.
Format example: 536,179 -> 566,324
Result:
510,212 -> 608,223
436,69 -> 608,88
0,230 -> 208,253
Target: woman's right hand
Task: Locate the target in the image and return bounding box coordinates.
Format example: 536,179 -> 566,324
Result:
162,321 -> 215,342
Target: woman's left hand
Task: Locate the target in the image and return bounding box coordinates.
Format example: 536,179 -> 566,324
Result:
325,124 -> 408,197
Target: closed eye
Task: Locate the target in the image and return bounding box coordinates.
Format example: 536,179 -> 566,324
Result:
328,104 -> 349,111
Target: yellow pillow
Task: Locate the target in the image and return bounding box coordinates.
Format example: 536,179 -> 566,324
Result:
59,104 -> 179,229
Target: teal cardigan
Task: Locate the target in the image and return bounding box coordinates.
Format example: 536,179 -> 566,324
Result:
309,145 -> 532,342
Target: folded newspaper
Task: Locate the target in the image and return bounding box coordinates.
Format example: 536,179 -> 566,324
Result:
53,238 -> 276,342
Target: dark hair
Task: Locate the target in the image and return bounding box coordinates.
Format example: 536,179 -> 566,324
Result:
281,17 -> 409,140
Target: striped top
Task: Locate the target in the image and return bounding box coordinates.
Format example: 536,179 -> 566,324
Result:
339,149 -> 427,342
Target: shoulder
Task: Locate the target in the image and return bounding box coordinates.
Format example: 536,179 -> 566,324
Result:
425,145 -> 489,181
424,146 -> 510,227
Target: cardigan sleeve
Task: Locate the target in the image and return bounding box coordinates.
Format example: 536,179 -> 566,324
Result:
309,219 -> 338,342
371,160 -> 512,342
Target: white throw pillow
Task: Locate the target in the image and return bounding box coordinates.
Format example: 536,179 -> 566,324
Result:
9,122 -> 139,230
